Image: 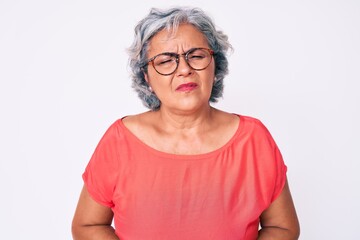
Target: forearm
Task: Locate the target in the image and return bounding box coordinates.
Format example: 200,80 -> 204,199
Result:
258,226 -> 299,240
72,225 -> 119,240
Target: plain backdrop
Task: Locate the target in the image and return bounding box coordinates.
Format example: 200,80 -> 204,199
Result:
0,0 -> 359,239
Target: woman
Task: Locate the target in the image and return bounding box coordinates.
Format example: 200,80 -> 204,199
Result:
72,7 -> 300,240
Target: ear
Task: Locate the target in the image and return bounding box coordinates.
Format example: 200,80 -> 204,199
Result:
144,72 -> 149,83
144,73 -> 154,93
144,73 -> 152,89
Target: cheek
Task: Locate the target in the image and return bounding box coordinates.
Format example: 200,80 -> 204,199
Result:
206,61 -> 216,80
145,67 -> 157,82
147,74 -> 173,94
205,66 -> 216,86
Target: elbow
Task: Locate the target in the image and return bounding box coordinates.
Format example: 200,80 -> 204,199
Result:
71,223 -> 80,240
286,221 -> 300,240
258,224 -> 300,240
290,213 -> 301,239
292,223 -> 301,240
71,219 -> 85,240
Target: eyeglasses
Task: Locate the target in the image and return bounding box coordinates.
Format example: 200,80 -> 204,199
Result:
142,48 -> 214,76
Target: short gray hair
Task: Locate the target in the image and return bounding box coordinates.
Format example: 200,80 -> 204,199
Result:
127,7 -> 232,110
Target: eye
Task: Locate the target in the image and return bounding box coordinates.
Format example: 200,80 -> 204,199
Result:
154,54 -> 176,66
188,49 -> 207,60
159,59 -> 174,65
189,54 -> 205,59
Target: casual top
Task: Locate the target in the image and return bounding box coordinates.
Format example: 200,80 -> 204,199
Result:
83,115 -> 287,240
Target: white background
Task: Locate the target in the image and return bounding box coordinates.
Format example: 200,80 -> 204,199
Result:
0,0 -> 359,239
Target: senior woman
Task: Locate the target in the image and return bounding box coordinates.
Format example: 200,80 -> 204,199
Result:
72,7 -> 300,240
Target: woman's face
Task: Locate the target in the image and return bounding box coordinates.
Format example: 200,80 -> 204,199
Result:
145,24 -> 215,113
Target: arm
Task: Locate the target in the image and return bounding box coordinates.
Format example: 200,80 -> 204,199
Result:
72,185 -> 119,240
258,179 -> 300,240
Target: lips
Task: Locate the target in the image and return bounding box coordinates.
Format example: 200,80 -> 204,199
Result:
176,82 -> 198,92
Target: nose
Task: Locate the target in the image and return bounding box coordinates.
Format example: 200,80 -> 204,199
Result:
176,55 -> 193,76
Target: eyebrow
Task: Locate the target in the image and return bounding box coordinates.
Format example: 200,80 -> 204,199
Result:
152,47 -> 206,57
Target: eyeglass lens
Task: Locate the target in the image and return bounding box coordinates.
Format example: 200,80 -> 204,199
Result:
152,48 -> 212,75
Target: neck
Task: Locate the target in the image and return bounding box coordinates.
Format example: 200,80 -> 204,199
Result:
156,105 -> 215,132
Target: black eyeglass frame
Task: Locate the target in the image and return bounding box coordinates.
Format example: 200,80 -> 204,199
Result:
142,48 -> 214,76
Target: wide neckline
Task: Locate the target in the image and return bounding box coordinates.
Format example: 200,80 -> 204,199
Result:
117,114 -> 244,160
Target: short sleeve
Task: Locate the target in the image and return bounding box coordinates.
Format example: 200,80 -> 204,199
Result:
270,143 -> 287,202
252,118 -> 288,204
82,122 -> 121,208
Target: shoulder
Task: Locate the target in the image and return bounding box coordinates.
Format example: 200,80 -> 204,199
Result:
97,112 -> 156,144
121,111 -> 155,135
238,115 -> 271,134
94,116 -> 136,148
211,108 -> 240,128
238,115 -> 264,127
209,110 -> 270,139
235,115 -> 278,147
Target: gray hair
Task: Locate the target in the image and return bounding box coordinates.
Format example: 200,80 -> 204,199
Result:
127,7 -> 232,110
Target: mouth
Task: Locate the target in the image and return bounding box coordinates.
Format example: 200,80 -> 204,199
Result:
176,82 -> 198,92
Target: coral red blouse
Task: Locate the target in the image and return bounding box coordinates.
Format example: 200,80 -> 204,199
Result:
83,115 -> 287,240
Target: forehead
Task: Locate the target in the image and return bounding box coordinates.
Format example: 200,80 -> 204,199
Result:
148,24 -> 209,53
